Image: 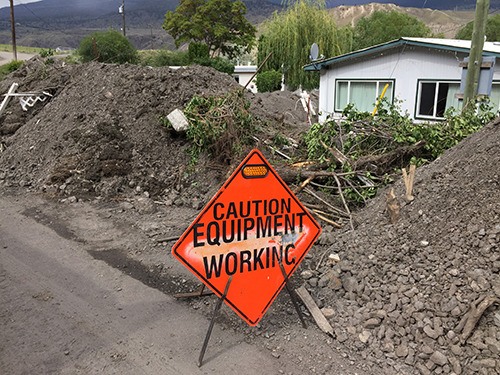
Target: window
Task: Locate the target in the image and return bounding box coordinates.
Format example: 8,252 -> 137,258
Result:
335,80 -> 394,113
486,83 -> 500,112
416,81 -> 461,119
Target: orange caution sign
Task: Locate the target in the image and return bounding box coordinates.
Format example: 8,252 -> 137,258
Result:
172,149 -> 321,326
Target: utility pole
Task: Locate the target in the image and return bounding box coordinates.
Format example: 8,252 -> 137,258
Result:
119,0 -> 126,36
9,0 -> 17,61
463,0 -> 490,109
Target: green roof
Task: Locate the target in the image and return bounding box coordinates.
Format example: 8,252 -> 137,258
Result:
304,37 -> 500,71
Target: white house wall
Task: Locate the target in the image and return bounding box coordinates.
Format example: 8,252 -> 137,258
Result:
318,46 -> 500,122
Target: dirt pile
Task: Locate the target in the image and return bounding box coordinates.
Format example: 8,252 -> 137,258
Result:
0,58 -> 309,202
304,120 -> 500,374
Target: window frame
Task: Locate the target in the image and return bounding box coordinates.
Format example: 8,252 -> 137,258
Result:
334,78 -> 396,113
415,79 -> 461,121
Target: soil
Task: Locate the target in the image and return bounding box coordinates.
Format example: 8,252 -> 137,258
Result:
0,57 -> 499,375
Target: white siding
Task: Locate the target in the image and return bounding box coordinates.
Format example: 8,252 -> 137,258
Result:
318,46 -> 500,122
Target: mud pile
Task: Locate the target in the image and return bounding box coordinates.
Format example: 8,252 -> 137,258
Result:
306,120 -> 500,374
0,58 -> 309,201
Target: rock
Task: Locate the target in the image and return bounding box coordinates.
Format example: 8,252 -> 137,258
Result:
430,350 -> 448,366
423,325 -> 440,339
134,197 -> 156,214
342,276 -> 358,293
449,356 -> 462,374
321,307 -> 335,318
473,358 -> 497,368
364,318 -> 381,329
359,330 -> 371,344
395,344 -> 409,358
301,270 -> 315,279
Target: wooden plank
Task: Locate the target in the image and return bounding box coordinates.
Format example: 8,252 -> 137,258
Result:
295,285 -> 334,336
0,83 -> 19,116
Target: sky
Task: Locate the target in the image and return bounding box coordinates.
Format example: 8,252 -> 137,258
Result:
0,0 -> 40,9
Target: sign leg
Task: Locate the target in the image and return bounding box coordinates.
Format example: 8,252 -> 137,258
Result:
197,276 -> 233,367
278,259 -> 307,329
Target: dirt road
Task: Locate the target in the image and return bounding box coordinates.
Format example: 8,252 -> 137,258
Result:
0,194 -> 311,374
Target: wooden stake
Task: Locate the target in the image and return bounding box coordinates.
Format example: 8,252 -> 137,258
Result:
295,286 -> 334,336
402,164 -> 416,202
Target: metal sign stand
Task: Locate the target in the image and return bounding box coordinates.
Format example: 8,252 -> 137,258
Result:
198,276 -> 233,367
196,259 -> 307,367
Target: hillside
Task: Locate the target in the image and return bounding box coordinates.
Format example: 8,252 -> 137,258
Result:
0,1 -> 492,50
330,3 -> 476,38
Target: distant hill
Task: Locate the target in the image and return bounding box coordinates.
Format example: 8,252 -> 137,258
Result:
330,3 -> 476,38
0,0 -> 495,50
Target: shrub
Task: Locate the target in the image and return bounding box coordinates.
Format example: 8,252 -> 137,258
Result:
78,30 -> 138,64
0,60 -> 23,80
255,70 -> 282,92
140,50 -> 189,67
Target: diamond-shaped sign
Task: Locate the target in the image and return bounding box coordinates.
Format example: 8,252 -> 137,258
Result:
172,149 -> 321,326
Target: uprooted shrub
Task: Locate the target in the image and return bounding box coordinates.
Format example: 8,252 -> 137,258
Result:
182,90 -> 257,165
303,99 -> 497,204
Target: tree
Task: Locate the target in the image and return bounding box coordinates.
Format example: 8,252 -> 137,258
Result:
258,0 -> 351,91
163,0 -> 256,59
352,11 -> 432,50
78,30 -> 138,64
456,14 -> 500,41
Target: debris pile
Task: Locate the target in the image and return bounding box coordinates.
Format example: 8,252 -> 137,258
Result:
303,120 -> 500,374
1,58 -> 498,374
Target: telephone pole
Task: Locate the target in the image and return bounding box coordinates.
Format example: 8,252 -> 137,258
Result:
463,0 -> 490,108
9,0 -> 17,61
119,0 -> 126,36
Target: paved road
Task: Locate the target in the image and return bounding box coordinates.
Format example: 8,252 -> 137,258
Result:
0,51 -> 35,65
0,195 -> 305,374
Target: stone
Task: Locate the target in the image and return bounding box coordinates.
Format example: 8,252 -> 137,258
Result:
423,325 -> 440,339
359,330 -> 371,344
395,344 -> 409,357
321,307 -> 335,318
474,358 -> 497,368
364,318 -> 381,329
342,276 -> 358,293
301,270 -> 315,279
449,356 -> 462,374
430,350 -> 448,366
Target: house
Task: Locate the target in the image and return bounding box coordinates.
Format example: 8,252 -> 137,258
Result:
233,65 -> 258,93
304,37 -> 500,122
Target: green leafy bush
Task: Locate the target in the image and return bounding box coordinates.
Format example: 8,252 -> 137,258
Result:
304,99 -> 495,204
197,57 -> 234,75
140,49 -> 189,67
183,91 -> 256,164
255,70 -> 282,92
0,60 -> 23,79
78,30 -> 138,64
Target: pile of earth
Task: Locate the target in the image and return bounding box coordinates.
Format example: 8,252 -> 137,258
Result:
1,57 -> 499,375
303,119 -> 500,374
0,57 -> 310,204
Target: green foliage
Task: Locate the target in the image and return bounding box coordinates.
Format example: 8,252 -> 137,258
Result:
394,101 -> 496,159
0,60 -> 23,80
39,48 -> 54,58
183,91 -> 256,164
163,0 -> 256,59
140,49 -> 189,67
255,70 -> 282,92
188,42 -> 209,61
258,0 -> 350,90
304,98 -> 495,205
78,30 -> 138,64
456,14 -> 500,41
352,10 -> 432,50
191,56 -> 235,74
